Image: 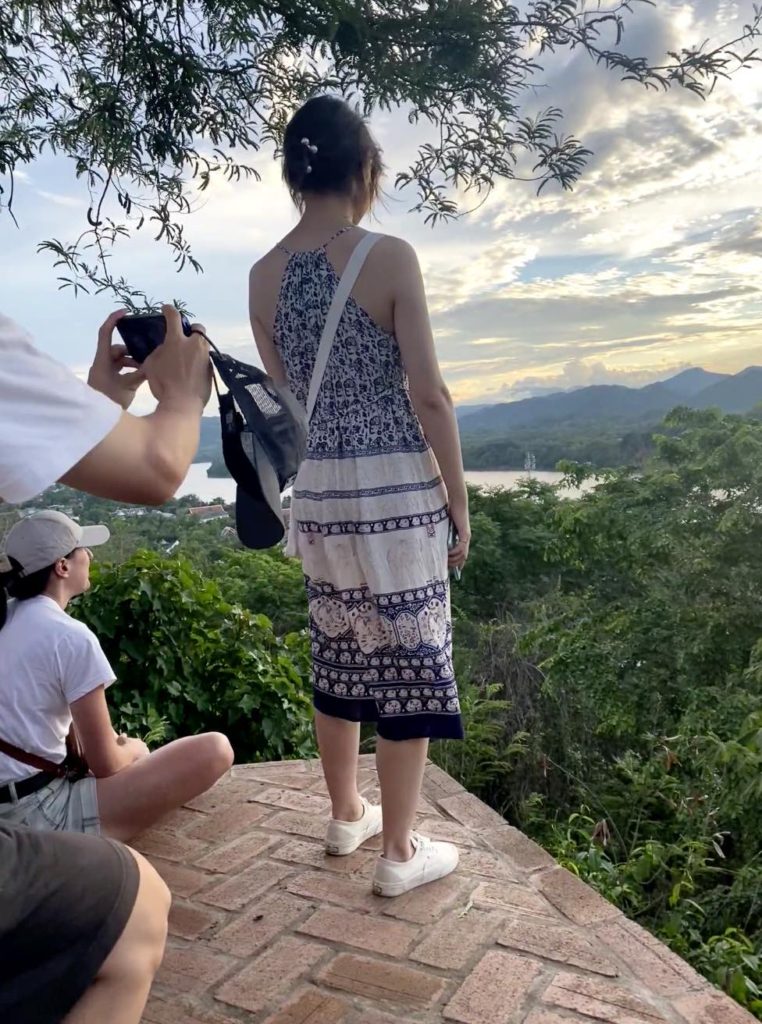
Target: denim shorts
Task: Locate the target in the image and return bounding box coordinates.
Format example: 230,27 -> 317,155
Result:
0,774 -> 100,834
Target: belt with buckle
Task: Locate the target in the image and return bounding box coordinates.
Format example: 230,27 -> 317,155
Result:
0,771 -> 59,804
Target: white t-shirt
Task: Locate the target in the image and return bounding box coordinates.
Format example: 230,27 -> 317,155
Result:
0,596 -> 116,783
0,313 -> 122,503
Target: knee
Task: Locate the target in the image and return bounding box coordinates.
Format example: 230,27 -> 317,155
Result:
201,732 -> 234,779
104,852 -> 170,983
145,892 -> 170,974
136,860 -> 171,970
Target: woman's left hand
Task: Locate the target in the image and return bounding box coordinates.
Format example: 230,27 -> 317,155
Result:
448,501 -> 471,570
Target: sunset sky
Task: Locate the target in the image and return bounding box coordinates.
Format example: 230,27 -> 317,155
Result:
2,0 -> 761,412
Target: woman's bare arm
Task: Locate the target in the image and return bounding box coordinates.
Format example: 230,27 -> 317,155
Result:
70,687 -> 148,777
389,238 -> 470,564
62,306 -> 210,504
249,262 -> 288,386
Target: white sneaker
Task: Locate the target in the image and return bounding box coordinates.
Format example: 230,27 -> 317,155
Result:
325,798 -> 383,856
372,833 -> 459,897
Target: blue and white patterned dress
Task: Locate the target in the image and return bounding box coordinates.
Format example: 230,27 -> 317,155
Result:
274,229 -> 463,741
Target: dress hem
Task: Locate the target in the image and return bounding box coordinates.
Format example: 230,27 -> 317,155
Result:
313,690 -> 464,742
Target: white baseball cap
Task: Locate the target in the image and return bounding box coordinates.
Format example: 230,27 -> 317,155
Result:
0,511 -> 110,577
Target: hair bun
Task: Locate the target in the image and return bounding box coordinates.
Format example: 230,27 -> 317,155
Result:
282,96 -> 383,210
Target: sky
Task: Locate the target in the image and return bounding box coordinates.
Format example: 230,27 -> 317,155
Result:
1,1 -> 761,414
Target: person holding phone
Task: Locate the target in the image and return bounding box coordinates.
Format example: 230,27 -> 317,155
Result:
248,97 -> 470,897
1,305 -> 211,506
0,302 -> 212,1024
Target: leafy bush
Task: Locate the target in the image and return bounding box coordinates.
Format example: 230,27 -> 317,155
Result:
205,548 -> 307,635
71,551 -> 315,762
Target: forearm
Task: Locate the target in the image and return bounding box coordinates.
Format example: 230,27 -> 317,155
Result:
88,736 -> 148,778
413,390 -> 468,514
143,397 -> 204,495
63,399 -> 203,505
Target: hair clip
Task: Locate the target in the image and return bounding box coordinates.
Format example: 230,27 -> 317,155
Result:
301,137 -> 318,155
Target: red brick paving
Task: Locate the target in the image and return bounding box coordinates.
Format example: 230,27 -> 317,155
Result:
261,989 -> 350,1023
497,915 -> 619,977
673,991 -> 760,1024
149,857 -> 212,898
272,837 -> 374,876
195,832 -> 279,874
168,900 -> 222,941
443,949 -> 543,1023
410,907 -> 505,970
542,972 -> 670,1023
318,952 -> 447,1007
533,864 -> 623,927
135,757 -> 755,1023
187,802 -> 272,841
215,936 -> 327,1015
298,906 -> 419,957
199,859 -> 294,911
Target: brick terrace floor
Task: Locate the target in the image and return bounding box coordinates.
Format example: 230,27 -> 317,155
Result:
134,757 -> 754,1024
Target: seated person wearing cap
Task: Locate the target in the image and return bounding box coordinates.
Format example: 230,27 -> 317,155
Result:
0,509 -> 233,841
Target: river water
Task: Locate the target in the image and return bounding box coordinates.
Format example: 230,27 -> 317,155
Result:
176,463 -> 592,503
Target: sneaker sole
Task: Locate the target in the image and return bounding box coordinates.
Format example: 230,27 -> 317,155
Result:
326,840 -> 359,856
372,854 -> 459,897
325,824 -> 383,857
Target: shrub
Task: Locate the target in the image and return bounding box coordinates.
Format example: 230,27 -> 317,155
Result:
71,551 -> 315,762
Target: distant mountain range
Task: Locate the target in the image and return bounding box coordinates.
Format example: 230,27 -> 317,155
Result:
456,367 -> 762,436
194,367 -> 762,471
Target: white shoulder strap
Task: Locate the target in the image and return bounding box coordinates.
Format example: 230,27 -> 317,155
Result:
306,232 -> 381,420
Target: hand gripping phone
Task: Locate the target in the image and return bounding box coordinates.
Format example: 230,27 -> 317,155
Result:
115,313 -> 193,364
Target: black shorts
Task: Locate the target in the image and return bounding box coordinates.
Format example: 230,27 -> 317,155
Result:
0,823 -> 140,1024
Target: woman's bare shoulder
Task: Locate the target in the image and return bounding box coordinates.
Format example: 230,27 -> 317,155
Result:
249,246 -> 285,285
367,233 -> 419,277
249,249 -> 291,320
370,232 -> 416,256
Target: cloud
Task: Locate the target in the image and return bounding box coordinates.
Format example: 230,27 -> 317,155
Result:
2,0 -> 761,417
36,190 -> 85,209
487,357 -> 694,403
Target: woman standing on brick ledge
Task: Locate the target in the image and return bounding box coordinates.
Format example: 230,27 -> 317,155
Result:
248,96 -> 469,897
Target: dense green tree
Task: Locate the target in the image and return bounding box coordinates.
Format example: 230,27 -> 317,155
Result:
454,480 -> 566,619
461,423 -> 658,472
448,410 -> 762,1015
205,547 -> 307,635
1,1 -> 759,299
71,551 -> 315,760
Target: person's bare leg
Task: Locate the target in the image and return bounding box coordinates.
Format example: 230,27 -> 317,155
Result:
96,733 -> 234,842
375,736 -> 428,860
315,710 -> 363,821
63,849 -> 170,1024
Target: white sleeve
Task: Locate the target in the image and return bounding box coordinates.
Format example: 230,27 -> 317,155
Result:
57,624 -> 117,705
0,313 -> 122,503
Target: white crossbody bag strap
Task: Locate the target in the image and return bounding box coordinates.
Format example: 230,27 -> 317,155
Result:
305,232 -> 381,421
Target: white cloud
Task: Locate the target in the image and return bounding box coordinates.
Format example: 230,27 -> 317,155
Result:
2,0 -> 761,414
489,357 -> 694,403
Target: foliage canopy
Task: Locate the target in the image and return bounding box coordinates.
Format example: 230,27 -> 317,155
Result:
1,0 -> 759,299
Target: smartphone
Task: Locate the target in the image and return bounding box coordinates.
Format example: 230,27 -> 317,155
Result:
448,519 -> 462,582
116,313 -> 192,364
